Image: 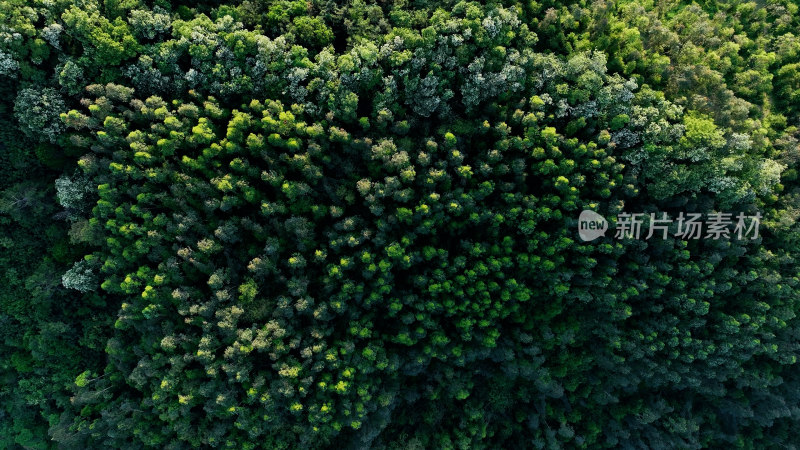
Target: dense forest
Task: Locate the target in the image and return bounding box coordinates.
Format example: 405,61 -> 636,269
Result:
1,0 -> 799,448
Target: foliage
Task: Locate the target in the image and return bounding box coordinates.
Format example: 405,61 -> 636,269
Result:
1,0 -> 800,448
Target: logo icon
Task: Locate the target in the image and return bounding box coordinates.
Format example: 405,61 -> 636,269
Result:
578,210 -> 608,241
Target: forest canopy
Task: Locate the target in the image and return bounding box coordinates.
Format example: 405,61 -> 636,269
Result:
1,0 -> 800,448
